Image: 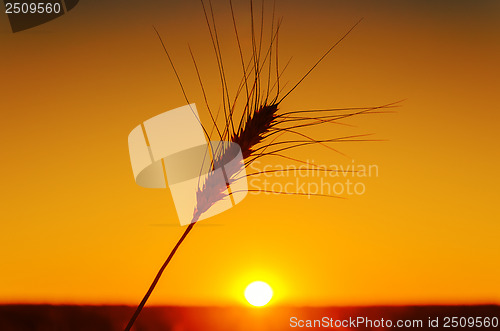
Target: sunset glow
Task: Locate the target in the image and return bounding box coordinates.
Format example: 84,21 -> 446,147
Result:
0,0 -> 499,308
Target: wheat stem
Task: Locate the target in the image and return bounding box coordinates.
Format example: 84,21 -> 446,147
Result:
124,222 -> 196,331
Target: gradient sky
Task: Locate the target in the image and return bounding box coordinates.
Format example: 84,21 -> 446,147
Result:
0,0 -> 499,306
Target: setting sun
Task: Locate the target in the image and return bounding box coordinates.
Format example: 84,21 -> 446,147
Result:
244,281 -> 273,307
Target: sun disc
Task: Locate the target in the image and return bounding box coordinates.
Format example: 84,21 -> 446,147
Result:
244,281 -> 273,307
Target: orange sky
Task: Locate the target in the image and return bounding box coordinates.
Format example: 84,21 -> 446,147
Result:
0,0 -> 499,306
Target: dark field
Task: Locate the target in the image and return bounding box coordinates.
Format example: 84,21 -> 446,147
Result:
0,305 -> 498,330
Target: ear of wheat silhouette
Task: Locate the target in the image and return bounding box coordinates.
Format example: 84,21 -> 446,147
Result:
125,1 -> 398,329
